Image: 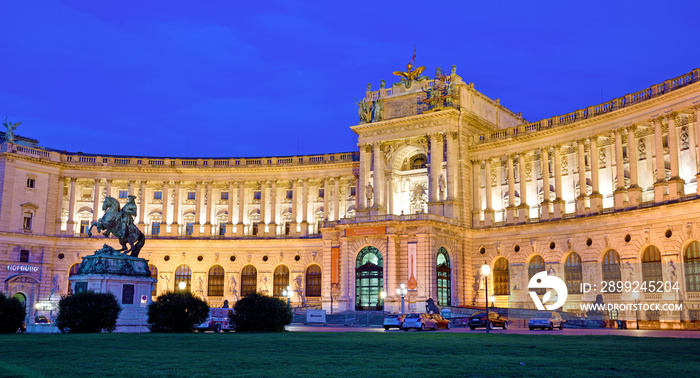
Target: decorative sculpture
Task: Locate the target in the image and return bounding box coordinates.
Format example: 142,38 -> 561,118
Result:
393,62 -> 428,88
365,183 -> 373,207
2,117 -> 21,144
88,195 -> 145,257
355,98 -> 371,123
370,99 -> 383,122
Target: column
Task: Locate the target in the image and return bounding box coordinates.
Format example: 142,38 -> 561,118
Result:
268,180 -> 277,236
428,133 -> 444,215
289,180 -> 298,236
552,145 -> 564,219
667,113 -> 684,198
589,136 -> 603,212
193,181 -> 202,236
695,107 -> 700,194
517,153 -> 529,223
484,158 -> 494,225
445,131 -> 459,218
653,119 -> 667,202
540,147 -> 551,220
626,127 -> 642,206
576,139 -> 588,215
358,144 -> 370,210
138,180 -> 146,230
205,181 -> 213,235
66,177 -> 76,235
105,179 -> 112,200
237,181 -> 245,236
506,154 -> 516,224
472,161 -> 481,226
260,181 -> 268,234
614,128 -> 627,208
171,181 -> 180,236
333,177 -> 340,221
162,181 -> 170,234
225,181 -> 234,236
372,143 -> 386,213
300,179 -> 309,236
128,180 -> 134,197
92,179 -> 100,223
323,178 -> 329,221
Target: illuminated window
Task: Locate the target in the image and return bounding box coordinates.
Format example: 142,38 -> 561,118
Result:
151,222 -> 160,236
241,265 -> 257,297
565,252 -> 582,294
79,220 -> 89,234
306,265 -> 322,297
175,265 -> 192,292
149,264 -> 158,297
642,246 -> 662,286
208,265 -> 225,297
685,241 -> 700,292
493,257 -> 509,296
529,255 -> 546,295
219,223 -> 226,236
186,223 -> 194,236
355,246 -> 383,311
273,265 -> 290,297
436,247 -> 451,306
602,250 -> 622,292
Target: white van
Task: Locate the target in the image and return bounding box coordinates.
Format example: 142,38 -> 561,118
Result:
195,308 -> 235,332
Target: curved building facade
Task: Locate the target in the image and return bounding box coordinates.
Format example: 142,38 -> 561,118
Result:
2,65 -> 700,328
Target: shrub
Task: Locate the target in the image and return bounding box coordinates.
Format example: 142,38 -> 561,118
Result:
0,292 -> 27,333
147,291 -> 209,333
55,291 -> 121,333
231,293 -> 292,332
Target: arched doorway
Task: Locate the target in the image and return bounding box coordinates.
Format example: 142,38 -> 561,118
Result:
436,247 -> 451,306
355,246 -> 383,311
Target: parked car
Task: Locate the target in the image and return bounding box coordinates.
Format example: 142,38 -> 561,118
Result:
195,308 -> 235,332
430,314 -> 451,329
468,312 -> 508,330
383,314 -> 405,330
402,313 -> 438,331
528,312 -> 564,330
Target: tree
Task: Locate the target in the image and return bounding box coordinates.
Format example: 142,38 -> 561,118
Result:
55,291 -> 121,333
147,291 -> 209,333
231,293 -> 292,332
0,292 -> 26,333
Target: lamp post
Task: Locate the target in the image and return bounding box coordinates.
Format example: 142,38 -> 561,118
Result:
395,284 -> 407,314
178,281 -> 186,291
481,263 -> 491,334
282,286 -> 292,307
380,291 -> 386,310
631,290 -> 639,330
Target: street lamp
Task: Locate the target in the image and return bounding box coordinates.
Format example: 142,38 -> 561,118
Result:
282,286 -> 292,307
178,281 -> 186,291
481,263 -> 491,334
631,290 -> 639,330
380,291 -> 386,309
395,283 -> 407,314
490,295 -> 496,310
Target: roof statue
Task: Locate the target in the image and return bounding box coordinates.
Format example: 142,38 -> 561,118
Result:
2,117 -> 21,144
88,195 -> 145,257
392,47 -> 429,88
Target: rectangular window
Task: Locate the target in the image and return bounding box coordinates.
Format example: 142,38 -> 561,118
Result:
23,215 -> 32,230
318,189 -> 324,198
219,224 -> 226,236
119,190 -> 128,199
122,284 -> 134,305
285,222 -> 290,235
19,250 -> 29,263
187,192 -> 196,200
153,191 -> 162,200
152,222 -> 160,236
252,223 -> 259,236
26,178 -> 35,188
286,189 -> 293,199
350,187 -> 356,197
253,190 -> 261,200
221,192 -> 229,200
79,220 -> 89,234
186,222 -> 194,236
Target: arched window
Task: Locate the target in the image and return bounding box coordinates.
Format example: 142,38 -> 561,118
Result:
355,246 -> 383,311
67,264 -> 80,295
565,253 -> 582,294
602,250 -> 622,292
273,265 -> 290,297
529,255 -> 545,295
494,257 -> 509,295
208,265 -> 225,297
306,264 -> 322,297
241,265 -> 257,297
149,264 -> 158,297
642,246 -> 662,286
175,265 -> 191,292
685,241 -> 700,292
436,247 -> 451,306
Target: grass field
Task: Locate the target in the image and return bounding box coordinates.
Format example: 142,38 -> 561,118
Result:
0,332 -> 698,377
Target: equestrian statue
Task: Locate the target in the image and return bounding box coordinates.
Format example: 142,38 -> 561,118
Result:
88,195 -> 145,257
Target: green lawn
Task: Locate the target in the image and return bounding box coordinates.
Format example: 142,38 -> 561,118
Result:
0,332 -> 698,377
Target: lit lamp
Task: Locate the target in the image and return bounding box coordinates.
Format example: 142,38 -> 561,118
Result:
282,286 -> 292,306
490,295 -> 496,310
178,281 -> 186,291
380,291 -> 387,309
481,263 -> 491,334
631,290 -> 640,330
395,283 -> 407,314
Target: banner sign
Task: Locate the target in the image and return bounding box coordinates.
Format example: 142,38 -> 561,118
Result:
408,242 -> 418,290
331,246 -> 340,291
346,226 -> 386,237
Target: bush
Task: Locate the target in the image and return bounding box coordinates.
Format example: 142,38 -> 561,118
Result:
55,291 -> 121,333
231,293 -> 292,332
0,292 -> 27,333
147,291 -> 209,333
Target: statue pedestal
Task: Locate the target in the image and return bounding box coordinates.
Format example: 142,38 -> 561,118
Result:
69,245 -> 155,333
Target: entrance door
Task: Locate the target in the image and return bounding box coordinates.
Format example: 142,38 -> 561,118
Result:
355,246 -> 383,311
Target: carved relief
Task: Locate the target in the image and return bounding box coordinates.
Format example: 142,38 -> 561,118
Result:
680,126 -> 689,150
598,147 -> 606,169
638,138 -> 646,160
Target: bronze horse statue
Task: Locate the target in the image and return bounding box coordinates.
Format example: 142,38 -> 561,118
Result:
88,195 -> 145,257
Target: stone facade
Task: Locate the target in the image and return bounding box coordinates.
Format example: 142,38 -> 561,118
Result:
2,65 -> 700,328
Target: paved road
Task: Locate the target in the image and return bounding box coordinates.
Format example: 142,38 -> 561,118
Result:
286,324 -> 700,338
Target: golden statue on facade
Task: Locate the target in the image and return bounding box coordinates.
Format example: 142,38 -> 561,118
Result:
393,62 -> 428,88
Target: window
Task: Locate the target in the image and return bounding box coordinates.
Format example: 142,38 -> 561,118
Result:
219,223 -> 226,236
23,215 -> 32,230
529,255 -> 546,295
436,247 -> 451,306
642,246 -> 662,286
355,246 -> 383,311
186,223 -> 194,236
187,191 -> 196,200
565,253 -> 583,294
252,223 -> 259,236
318,189 -> 324,198
602,250 -> 622,292
119,190 -> 128,199
350,186 -> 356,197
153,191 -> 162,200
122,284 -> 134,305
80,220 -> 89,234
286,189 -> 293,199
284,222 -> 290,235
19,250 -> 29,263
221,192 -> 229,200
67,264 -> 80,295
685,241 -> 700,292
149,265 -> 158,297
273,265 -> 290,297
151,222 -> 160,236
241,265 -> 257,296
175,265 -> 192,292
306,265 -> 322,297
208,265 -> 225,296
253,190 -> 261,200
493,257 -> 509,296
26,178 -> 35,188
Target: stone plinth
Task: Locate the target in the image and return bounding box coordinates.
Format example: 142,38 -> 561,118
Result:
69,244 -> 156,333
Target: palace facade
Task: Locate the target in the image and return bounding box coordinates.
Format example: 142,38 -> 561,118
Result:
2,65 -> 700,328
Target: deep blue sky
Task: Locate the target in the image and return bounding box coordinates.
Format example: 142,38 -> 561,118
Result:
2,1 -> 699,158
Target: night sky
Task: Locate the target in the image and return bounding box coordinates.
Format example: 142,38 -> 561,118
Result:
2,1 -> 699,158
